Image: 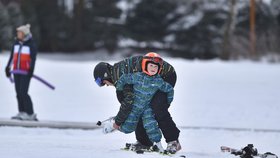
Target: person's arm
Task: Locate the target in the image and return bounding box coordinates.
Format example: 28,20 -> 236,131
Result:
115,73 -> 137,91
28,40 -> 37,77
158,80 -> 174,104
5,43 -> 15,77
114,84 -> 134,126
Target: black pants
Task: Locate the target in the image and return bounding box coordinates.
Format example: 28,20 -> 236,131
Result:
14,74 -> 34,115
135,72 -> 180,146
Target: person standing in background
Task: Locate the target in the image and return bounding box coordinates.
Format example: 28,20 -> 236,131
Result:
5,24 -> 38,121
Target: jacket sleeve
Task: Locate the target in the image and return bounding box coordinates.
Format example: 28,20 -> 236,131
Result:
114,84 -> 134,126
29,40 -> 37,75
158,80 -> 174,104
115,73 -> 137,91
6,43 -> 15,68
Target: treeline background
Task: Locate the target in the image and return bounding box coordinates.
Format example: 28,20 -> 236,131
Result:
0,0 -> 280,60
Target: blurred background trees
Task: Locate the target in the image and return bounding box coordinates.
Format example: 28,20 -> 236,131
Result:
0,0 -> 279,60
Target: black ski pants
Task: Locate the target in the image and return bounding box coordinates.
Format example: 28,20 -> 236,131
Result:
14,74 -> 34,115
135,71 -> 180,146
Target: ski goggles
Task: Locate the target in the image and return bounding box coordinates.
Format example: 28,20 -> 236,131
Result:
143,56 -> 163,65
95,77 -> 105,87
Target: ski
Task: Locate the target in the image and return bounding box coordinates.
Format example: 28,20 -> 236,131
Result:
121,143 -> 186,157
121,143 -> 153,154
221,144 -> 278,158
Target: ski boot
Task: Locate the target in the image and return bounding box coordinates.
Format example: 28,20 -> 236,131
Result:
11,112 -> 25,120
125,141 -> 152,151
166,140 -> 182,154
12,112 -> 38,121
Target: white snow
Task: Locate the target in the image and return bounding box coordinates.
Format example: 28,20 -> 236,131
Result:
0,53 -> 280,158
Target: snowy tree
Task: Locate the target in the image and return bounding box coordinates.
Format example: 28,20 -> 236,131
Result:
233,0 -> 279,59
271,0 -> 280,17
169,0 -> 228,59
222,0 -> 237,60
124,0 -> 177,48
20,0 -> 41,46
90,0 -> 122,53
0,2 -> 13,50
7,2 -> 23,31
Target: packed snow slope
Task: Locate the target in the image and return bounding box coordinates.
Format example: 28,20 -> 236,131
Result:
0,53 -> 279,158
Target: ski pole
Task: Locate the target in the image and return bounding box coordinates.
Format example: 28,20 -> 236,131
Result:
96,116 -> 115,126
10,69 -> 55,90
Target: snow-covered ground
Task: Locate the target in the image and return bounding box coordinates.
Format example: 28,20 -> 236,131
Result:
0,53 -> 280,158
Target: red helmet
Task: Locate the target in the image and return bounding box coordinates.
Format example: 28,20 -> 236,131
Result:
142,52 -> 163,76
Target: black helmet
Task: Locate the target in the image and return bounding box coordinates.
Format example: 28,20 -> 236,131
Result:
93,62 -> 112,87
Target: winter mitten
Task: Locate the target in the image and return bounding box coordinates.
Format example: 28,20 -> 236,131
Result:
5,67 -> 11,77
102,120 -> 115,134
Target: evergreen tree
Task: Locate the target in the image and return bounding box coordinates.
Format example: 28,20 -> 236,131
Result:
125,0 -> 177,44
34,0 -> 70,52
0,2 -> 12,50
20,0 -> 41,49
236,1 -> 278,58
172,1 -> 227,59
90,0 -> 122,53
7,2 -> 23,31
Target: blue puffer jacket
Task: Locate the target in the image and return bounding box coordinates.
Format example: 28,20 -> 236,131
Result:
116,72 -> 174,106
115,72 -> 174,143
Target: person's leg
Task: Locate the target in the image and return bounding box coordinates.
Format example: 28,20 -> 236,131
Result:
135,118 -> 153,146
142,108 -> 164,152
21,75 -> 34,115
14,75 -> 24,112
142,107 -> 162,143
151,72 -> 180,143
119,111 -> 139,134
116,85 -> 152,146
151,91 -> 180,143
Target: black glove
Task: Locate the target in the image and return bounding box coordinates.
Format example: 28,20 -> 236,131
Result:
5,67 -> 11,77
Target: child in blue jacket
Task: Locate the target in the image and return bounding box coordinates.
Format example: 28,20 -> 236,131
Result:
103,53 -> 174,152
